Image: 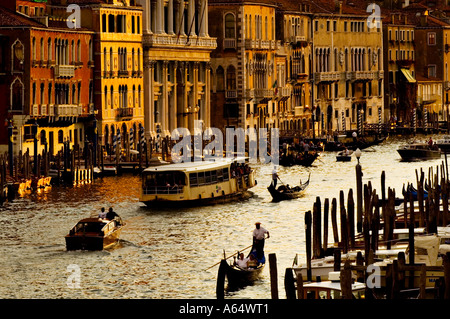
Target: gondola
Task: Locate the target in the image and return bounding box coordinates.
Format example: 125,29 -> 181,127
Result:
217,247 -> 265,291
267,173 -> 310,202
336,150 -> 353,162
279,151 -> 320,167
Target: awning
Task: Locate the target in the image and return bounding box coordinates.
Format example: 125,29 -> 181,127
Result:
400,68 -> 416,83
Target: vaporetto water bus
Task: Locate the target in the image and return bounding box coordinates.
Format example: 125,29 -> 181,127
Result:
140,158 -> 256,206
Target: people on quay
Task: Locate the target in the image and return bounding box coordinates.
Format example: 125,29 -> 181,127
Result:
98,207 -> 107,219
235,253 -> 249,269
252,222 -> 269,260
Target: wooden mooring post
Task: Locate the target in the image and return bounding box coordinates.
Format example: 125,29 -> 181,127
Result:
269,253 -> 278,299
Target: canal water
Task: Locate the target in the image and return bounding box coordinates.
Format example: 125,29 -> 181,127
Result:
0,134 -> 447,299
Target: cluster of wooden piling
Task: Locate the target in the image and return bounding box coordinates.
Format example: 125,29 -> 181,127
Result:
264,160 -> 450,299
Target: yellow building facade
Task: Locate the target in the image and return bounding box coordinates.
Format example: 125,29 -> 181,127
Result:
209,1 -> 278,132
312,10 -> 384,135
48,0 -> 145,154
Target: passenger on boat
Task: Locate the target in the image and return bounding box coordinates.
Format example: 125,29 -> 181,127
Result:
106,207 -> 120,222
247,254 -> 258,269
253,222 -> 269,260
98,207 -> 107,219
235,253 -> 249,269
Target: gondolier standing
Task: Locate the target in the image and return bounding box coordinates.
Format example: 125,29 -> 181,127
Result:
272,166 -> 279,188
252,222 -> 269,261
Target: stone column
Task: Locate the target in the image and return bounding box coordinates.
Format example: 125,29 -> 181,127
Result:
168,0 -> 174,35
144,57 -> 156,138
187,0 -> 195,36
156,0 -> 164,34
199,0 -> 207,37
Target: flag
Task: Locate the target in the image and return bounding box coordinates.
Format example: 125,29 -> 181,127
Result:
273,80 -> 278,95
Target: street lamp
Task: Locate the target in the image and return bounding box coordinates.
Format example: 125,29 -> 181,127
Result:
355,148 -> 362,165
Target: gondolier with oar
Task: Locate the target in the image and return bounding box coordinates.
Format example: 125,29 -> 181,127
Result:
272,166 -> 279,188
252,222 -> 269,261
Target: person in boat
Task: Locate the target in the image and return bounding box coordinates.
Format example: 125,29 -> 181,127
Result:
252,222 -> 269,260
106,207 -> 120,223
247,253 -> 258,269
235,253 -> 249,269
272,167 -> 279,187
98,207 -> 107,219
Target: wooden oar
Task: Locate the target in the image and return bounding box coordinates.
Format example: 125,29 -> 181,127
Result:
204,244 -> 253,271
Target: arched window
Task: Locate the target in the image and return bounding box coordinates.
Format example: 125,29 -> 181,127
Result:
32,37 -> 36,61
11,77 -> 24,111
224,13 -> 235,39
226,65 -> 236,90
47,38 -> 52,61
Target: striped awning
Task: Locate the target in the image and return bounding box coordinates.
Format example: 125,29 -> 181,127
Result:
400,68 -> 416,83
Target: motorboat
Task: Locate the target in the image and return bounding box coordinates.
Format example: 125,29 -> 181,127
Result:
397,142 -> 441,161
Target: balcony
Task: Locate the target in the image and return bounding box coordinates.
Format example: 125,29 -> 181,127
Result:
54,65 -> 75,78
314,72 -> 340,82
417,94 -> 440,105
349,71 -> 376,81
244,39 -> 274,50
294,106 -> 303,116
55,104 -> 82,117
254,89 -> 274,99
277,87 -> 291,98
225,90 -> 238,99
143,33 -> 217,50
245,89 -> 255,99
118,70 -> 130,77
290,35 -> 307,44
115,107 -> 134,119
223,38 -> 236,49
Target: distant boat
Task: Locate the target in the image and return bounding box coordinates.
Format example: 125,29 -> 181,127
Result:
397,142 -> 441,161
336,150 -> 353,162
267,174 -> 310,202
435,135 -> 450,153
65,215 -> 124,251
279,151 -> 320,167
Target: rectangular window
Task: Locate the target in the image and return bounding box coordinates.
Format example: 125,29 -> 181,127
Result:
189,173 -> 198,187
428,32 -> 436,45
428,65 -> 437,77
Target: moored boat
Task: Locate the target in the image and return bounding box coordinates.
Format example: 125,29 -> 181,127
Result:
267,174 -> 310,202
65,214 -> 124,251
279,150 -> 320,167
140,157 -> 256,206
397,142 -> 441,161
435,135 -> 450,153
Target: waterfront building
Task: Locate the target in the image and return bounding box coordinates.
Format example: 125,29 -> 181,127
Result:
382,11 -> 417,128
308,0 -> 384,136
277,3 -> 313,136
410,10 -> 449,128
138,0 -> 216,141
208,0 -> 278,133
0,0 -> 95,156
47,0 -> 145,155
